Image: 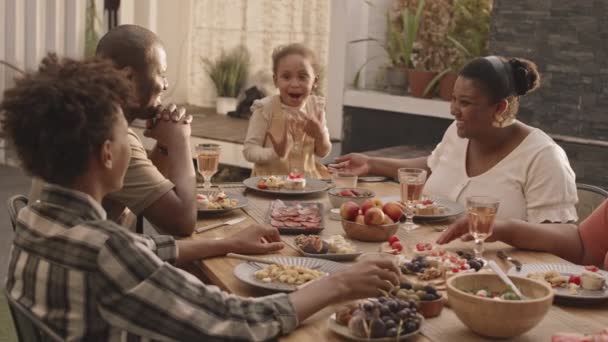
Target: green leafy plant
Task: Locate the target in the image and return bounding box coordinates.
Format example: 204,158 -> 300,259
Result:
349,0 -> 425,88
202,46 -> 250,98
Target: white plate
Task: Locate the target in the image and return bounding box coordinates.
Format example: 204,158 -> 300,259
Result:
414,197 -> 465,219
243,176 -> 329,195
197,190 -> 248,214
380,196 -> 465,220
233,256 -> 345,292
508,263 -> 608,303
327,313 -> 424,341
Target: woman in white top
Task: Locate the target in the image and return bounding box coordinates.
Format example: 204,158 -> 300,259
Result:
330,56 -> 578,223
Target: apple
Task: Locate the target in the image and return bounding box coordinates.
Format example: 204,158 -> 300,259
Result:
381,215 -> 394,225
364,207 -> 385,225
361,198 -> 383,214
340,201 -> 360,221
382,202 -> 404,222
355,214 -> 366,225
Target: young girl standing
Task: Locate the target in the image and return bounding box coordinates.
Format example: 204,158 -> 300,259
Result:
243,43 -> 331,178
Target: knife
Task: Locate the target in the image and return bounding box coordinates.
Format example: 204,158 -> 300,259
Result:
195,216 -> 246,233
497,250 -> 523,271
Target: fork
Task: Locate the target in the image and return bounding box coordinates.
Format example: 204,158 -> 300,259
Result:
497,250 -> 523,271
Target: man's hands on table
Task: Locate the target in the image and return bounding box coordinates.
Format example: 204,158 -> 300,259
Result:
223,224 -> 284,255
175,224 -> 283,264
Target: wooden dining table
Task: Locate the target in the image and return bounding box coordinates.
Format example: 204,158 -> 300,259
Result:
191,181 -> 608,341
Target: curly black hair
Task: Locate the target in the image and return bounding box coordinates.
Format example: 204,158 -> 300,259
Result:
1,53 -> 137,186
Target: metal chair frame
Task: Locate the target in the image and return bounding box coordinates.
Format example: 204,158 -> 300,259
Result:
4,289 -> 64,342
7,194 -> 28,231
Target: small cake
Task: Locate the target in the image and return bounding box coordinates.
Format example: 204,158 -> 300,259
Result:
196,194 -> 209,209
285,173 -> 306,190
258,175 -> 284,189
580,270 -> 606,290
414,200 -> 446,215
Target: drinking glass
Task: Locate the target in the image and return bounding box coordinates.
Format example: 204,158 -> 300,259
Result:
466,196 -> 500,263
196,144 -> 221,188
398,168 -> 427,231
332,172 -> 358,188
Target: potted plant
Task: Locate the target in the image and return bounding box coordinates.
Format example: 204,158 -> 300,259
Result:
349,0 -> 424,92
433,0 -> 492,100
202,46 -> 250,115
399,0 -> 453,98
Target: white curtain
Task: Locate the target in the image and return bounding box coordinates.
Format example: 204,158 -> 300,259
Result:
188,0 -> 330,107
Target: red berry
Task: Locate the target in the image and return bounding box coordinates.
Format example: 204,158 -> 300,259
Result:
460,264 -> 468,270
416,243 -> 425,251
584,265 -> 599,272
392,242 -> 403,252
388,235 -> 400,244
258,184 -> 268,189
452,267 -> 460,273
568,275 -> 581,285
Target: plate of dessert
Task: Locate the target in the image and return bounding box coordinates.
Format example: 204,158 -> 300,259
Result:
508,263 -> 608,303
293,234 -> 362,261
267,200 -> 324,234
233,256 -> 344,292
329,296 -> 424,341
196,190 -> 248,214
397,244 -> 483,285
411,198 -> 464,220
243,173 -> 329,195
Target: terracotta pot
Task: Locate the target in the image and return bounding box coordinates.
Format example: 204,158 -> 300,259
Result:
407,69 -> 438,98
439,72 -> 458,101
385,66 -> 408,90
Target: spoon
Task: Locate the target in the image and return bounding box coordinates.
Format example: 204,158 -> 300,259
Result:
487,260 -> 527,299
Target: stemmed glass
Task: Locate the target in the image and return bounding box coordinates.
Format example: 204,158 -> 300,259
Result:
286,111 -> 306,175
398,168 -> 427,231
196,143 -> 221,188
466,196 -> 500,264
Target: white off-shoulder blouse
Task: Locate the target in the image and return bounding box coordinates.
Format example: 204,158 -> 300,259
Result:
424,122 -> 578,223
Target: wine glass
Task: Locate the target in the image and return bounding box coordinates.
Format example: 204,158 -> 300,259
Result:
398,168 -> 427,231
196,143 -> 221,188
466,196 -> 500,264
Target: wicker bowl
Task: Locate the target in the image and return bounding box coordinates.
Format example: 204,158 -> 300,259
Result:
447,273 -> 553,338
341,220 -> 399,242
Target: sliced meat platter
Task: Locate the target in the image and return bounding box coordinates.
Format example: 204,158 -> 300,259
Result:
268,200 -> 324,234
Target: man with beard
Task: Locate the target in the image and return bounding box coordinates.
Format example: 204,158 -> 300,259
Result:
29,25 -> 196,236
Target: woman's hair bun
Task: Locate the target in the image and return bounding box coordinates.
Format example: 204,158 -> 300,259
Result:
509,58 -> 541,96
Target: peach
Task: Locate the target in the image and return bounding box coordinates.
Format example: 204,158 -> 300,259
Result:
382,215 -> 395,225
361,198 -> 383,214
383,202 -> 405,222
355,214 -> 365,225
364,207 -> 385,225
340,201 -> 360,221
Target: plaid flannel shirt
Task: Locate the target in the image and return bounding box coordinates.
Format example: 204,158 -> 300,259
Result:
6,184 -> 297,341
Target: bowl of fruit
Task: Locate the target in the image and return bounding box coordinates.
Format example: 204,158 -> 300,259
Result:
399,281 -> 446,318
339,199 -> 403,242
328,187 -> 375,208
447,273 -> 553,338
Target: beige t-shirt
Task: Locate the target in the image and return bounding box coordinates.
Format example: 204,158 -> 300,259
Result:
424,122 -> 578,223
29,128 -> 174,223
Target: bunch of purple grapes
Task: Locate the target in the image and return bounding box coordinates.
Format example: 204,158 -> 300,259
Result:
348,297 -> 422,338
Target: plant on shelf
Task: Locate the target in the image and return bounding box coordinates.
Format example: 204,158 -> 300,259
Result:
394,0 -> 454,98
202,46 -> 250,115
424,0 -> 493,100
349,0 -> 425,91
